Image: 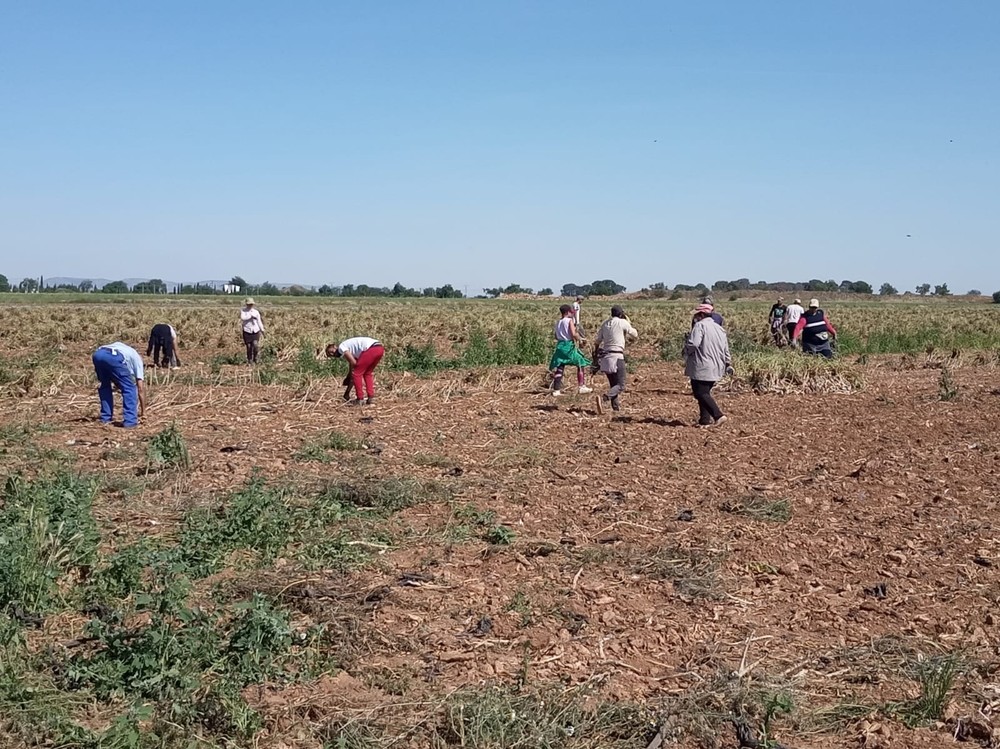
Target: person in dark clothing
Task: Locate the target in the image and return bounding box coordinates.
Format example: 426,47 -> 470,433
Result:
146,324 -> 181,368
769,298 -> 788,346
699,296 -> 725,327
793,299 -> 838,358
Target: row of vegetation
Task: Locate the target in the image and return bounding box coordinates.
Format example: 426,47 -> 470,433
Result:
4,273 -> 997,300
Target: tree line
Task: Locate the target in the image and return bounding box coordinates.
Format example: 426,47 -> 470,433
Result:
0,273 -> 994,301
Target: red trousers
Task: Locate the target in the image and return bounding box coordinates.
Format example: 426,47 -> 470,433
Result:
352,344 -> 384,399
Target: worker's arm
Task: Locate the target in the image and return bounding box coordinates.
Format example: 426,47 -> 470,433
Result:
137,380 -> 146,417
257,311 -> 265,334
568,320 -> 583,344
626,322 -> 639,340
343,350 -> 358,368
146,333 -> 154,357
825,315 -> 838,338
792,317 -> 807,341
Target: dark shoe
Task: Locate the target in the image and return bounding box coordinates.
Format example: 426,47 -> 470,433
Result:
365,397 -> 375,406
349,399 -> 365,407
610,396 -> 621,412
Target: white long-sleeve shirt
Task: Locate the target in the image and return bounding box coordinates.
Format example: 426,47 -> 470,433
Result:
240,307 -> 264,334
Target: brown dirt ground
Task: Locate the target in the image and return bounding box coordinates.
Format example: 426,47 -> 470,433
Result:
3,350 -> 1000,748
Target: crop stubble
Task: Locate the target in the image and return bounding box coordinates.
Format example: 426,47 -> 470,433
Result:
1,299 -> 999,748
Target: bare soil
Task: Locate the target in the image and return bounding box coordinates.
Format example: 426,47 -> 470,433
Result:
4,350 -> 999,748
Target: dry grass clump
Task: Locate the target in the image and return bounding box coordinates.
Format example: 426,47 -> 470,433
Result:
727,353 -> 865,394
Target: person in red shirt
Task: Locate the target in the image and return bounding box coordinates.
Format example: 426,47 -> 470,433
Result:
793,299 -> 838,358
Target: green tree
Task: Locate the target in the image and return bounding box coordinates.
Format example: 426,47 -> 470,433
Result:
435,284 -> 463,298
933,283 -> 951,296
257,282 -> 280,296
133,278 -> 167,294
78,280 -> 93,293
967,289 -> 981,296
588,279 -> 626,296
992,291 -> 1000,304
102,280 -> 129,293
916,283 -> 931,296
0,274 -> 9,292
230,276 -> 248,290
537,288 -> 553,296
19,278 -> 39,293
879,282 -> 898,296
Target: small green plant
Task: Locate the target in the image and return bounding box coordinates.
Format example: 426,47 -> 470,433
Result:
760,691 -> 794,746
295,430 -> 363,462
720,495 -> 791,523
175,476 -> 293,577
507,590 -> 533,627
0,473 -> 100,614
892,653 -> 962,726
438,685 -> 655,748
633,544 -> 725,599
413,452 -> 455,468
938,366 -> 959,401
483,524 -> 515,545
146,423 -> 191,471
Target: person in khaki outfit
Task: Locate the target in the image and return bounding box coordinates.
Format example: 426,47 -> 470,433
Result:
684,303 -> 733,427
592,305 -> 638,411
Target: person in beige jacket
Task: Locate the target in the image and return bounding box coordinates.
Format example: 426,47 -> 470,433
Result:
592,305 -> 638,411
684,304 -> 733,427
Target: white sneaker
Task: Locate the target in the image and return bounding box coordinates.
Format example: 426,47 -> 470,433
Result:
578,386 -> 593,394
551,390 -> 562,397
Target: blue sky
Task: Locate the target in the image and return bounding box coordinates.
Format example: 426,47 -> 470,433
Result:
1,1 -> 997,293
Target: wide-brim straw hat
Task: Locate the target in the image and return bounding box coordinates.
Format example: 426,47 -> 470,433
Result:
244,297 -> 256,305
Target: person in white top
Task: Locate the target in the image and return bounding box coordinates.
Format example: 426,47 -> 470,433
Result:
572,296 -> 584,336
239,297 -> 265,364
783,299 -> 805,347
326,336 -> 384,405
548,305 -> 592,396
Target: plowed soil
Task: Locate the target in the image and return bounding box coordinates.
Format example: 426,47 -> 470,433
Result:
4,351 -> 1000,748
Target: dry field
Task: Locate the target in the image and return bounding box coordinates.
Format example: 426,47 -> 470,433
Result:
1,297 -> 999,749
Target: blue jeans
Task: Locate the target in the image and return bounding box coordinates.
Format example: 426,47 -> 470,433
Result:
803,342 -> 834,359
92,347 -> 139,427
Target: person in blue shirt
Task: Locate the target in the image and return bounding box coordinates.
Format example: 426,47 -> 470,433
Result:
92,342 -> 146,427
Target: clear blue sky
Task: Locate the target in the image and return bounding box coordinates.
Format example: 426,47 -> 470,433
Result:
1,1 -> 997,294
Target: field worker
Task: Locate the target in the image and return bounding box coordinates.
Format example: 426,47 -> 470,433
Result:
768,298 -> 788,346
793,298 -> 838,358
239,297 -> 265,364
783,298 -> 805,345
572,296 -> 585,337
326,336 -> 385,405
592,305 -> 638,412
549,304 -> 592,396
684,304 -> 733,427
699,295 -> 725,327
146,324 -> 181,368
92,341 -> 146,428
